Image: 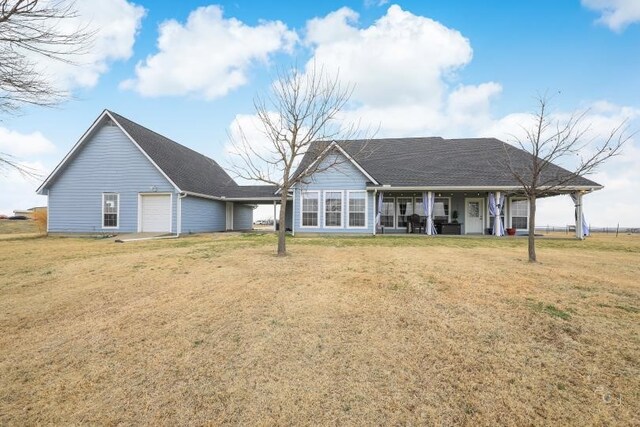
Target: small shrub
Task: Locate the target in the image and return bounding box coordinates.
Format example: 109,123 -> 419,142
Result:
32,210 -> 47,234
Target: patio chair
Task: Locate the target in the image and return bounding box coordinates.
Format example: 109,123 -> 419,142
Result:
408,213 -> 423,234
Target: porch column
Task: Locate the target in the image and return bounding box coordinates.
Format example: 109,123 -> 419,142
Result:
273,200 -> 277,231
426,191 -> 433,235
575,192 -> 584,240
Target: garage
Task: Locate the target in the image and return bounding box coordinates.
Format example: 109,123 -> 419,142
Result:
140,194 -> 172,232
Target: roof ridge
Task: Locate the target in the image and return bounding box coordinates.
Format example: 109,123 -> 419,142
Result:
333,136 -> 445,142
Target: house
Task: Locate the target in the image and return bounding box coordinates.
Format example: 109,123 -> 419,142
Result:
37,110 -> 281,234
38,110 -> 599,238
288,138 -> 599,238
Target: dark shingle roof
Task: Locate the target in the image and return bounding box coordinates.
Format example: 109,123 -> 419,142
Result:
109,111 -> 280,199
294,137 -> 601,188
222,185 -> 278,199
109,111 -> 239,197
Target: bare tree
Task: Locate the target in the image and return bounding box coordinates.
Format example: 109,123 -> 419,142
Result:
229,64 -> 363,256
1,0 -> 92,175
504,94 -> 633,262
0,151 -> 41,178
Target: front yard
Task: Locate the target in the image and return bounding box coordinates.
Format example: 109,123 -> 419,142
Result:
0,232 -> 638,425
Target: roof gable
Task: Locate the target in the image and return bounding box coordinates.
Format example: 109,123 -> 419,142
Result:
291,141 -> 379,186
38,110 -> 240,197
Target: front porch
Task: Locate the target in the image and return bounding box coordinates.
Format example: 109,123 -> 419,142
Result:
371,189 -> 590,239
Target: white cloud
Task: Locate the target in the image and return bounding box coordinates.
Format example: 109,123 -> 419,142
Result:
0,128 -> 56,157
306,5 -> 473,108
122,5 -> 297,99
582,0 -> 640,32
226,113 -> 273,156
302,5 -> 501,138
34,0 -> 145,90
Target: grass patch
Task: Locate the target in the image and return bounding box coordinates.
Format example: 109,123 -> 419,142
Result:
615,304 -> 639,313
528,300 -> 572,320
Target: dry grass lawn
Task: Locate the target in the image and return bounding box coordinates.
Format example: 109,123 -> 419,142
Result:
0,232 -> 638,425
0,219 -> 40,239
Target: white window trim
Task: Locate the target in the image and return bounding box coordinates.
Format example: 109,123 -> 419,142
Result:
381,196 -> 396,229
323,190 -> 344,229
300,190 -> 320,228
346,190 -> 368,229
137,192 -> 173,233
509,197 -> 529,230
102,193 -> 120,229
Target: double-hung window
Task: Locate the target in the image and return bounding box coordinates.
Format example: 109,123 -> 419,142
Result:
434,197 -> 450,222
511,199 -> 528,229
347,191 -> 366,228
301,191 -> 319,227
102,193 -> 119,228
324,191 -> 343,227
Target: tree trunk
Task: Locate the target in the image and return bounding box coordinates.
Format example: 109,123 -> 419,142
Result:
528,194 -> 537,263
277,187 -> 289,256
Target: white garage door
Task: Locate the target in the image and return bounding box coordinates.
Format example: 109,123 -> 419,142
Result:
140,194 -> 171,232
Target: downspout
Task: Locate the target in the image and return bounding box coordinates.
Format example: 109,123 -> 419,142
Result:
177,192 -> 187,237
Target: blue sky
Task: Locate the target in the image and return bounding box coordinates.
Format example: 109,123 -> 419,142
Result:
1,0 -> 639,225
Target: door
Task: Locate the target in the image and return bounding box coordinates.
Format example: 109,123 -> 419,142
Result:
226,202 -> 234,231
465,198 -> 484,234
140,194 -> 171,232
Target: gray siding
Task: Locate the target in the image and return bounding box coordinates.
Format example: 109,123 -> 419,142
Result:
293,153 -> 374,234
233,203 -> 254,230
180,196 -> 226,233
47,124 -> 177,233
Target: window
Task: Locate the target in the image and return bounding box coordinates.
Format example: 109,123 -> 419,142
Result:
433,197 -> 450,222
381,197 -> 395,228
301,191 -> 319,227
348,191 -> 366,228
415,197 -> 424,218
397,197 -> 413,228
511,199 -> 528,229
102,193 -> 119,228
324,191 -> 343,227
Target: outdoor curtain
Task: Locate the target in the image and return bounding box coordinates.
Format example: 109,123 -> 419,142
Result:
488,193 -> 505,236
570,193 -> 590,236
422,192 -> 437,235
376,191 -> 383,227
